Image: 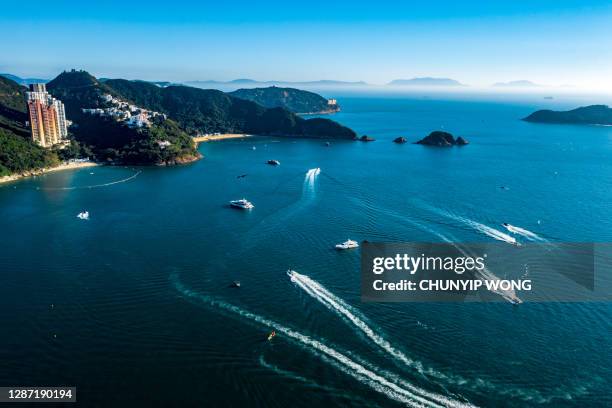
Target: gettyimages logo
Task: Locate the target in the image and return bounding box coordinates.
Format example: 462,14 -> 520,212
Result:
361,242 -> 611,303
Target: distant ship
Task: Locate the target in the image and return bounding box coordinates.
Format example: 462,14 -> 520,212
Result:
267,159 -> 280,166
335,239 -> 359,250
230,199 -> 254,209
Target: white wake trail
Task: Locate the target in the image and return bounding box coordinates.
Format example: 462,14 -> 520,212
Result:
458,217 -> 518,245
503,224 -> 546,242
172,275 -> 455,407
288,270 -> 475,408
304,167 -> 321,192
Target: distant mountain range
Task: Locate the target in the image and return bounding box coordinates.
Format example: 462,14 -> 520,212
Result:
387,77 -> 464,86
493,80 -> 541,88
0,73 -> 48,86
185,79 -> 367,89
0,72 -> 560,90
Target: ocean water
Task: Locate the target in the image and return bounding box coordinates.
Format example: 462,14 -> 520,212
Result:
0,92 -> 611,407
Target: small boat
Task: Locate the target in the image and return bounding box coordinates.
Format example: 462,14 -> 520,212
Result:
237,174 -> 248,179
267,159 -> 280,166
230,199 -> 254,209
267,331 -> 276,341
325,142 -> 331,147
335,239 -> 359,250
251,146 -> 257,150
230,280 -> 241,288
77,211 -> 90,220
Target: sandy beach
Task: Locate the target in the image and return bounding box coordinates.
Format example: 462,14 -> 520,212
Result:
193,134 -> 252,144
0,161 -> 99,185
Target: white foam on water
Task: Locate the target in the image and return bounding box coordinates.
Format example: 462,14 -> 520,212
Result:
304,168 -> 321,192
458,217 -> 518,245
172,275 -> 460,408
287,270 -> 475,408
503,224 -> 546,242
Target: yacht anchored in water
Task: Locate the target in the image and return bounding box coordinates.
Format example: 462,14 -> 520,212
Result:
335,239 -> 359,250
230,199 -> 254,209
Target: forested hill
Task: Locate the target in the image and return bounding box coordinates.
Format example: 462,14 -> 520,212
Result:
228,86 -> 340,114
102,78 -> 354,138
47,70 -> 199,165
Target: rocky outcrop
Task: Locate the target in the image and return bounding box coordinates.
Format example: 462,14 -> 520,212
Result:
456,136 -> 469,146
393,136 -> 407,144
415,131 -> 468,147
357,135 -> 376,142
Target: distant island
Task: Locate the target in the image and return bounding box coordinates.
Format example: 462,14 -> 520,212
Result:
523,105 -> 612,125
388,78 -> 464,87
415,131 -> 469,146
0,73 -> 48,86
0,70 -> 358,177
229,87 -> 339,114
493,80 -> 541,88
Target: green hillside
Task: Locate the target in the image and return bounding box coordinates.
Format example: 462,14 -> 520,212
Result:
229,86 -> 339,114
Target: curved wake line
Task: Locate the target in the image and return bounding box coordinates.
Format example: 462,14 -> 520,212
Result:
288,270 -> 474,408
41,170 -> 142,190
288,271 -> 572,405
171,275 -> 456,408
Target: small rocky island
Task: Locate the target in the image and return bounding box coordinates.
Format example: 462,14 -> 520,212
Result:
415,131 -> 468,146
393,136 -> 407,144
523,105 -> 612,125
357,135 -> 376,142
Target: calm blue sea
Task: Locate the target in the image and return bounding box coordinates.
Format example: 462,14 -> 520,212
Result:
0,91 -> 611,407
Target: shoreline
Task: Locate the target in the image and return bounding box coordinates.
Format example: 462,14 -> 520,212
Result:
193,134 -> 252,144
0,161 -> 99,185
297,108 -> 341,115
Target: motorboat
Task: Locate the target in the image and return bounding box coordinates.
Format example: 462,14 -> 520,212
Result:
267,159 -> 280,166
77,211 -> 90,220
335,239 -> 359,250
230,199 -> 254,209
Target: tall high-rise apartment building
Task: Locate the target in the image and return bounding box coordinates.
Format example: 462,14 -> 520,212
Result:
26,84 -> 68,147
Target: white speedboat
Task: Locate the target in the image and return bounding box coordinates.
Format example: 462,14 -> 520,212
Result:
230,199 -> 254,209
77,211 -> 90,220
335,239 -> 359,250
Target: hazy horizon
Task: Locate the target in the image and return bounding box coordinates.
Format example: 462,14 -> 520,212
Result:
2,1 -> 612,92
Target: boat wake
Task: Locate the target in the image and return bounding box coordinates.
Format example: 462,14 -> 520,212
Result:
304,168 -> 321,194
171,274 -> 472,408
349,197 -> 521,304
454,216 -> 518,245
502,224 -> 547,242
286,270 -> 573,404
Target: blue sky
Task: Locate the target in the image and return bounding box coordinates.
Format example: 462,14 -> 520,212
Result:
2,1 -> 612,89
